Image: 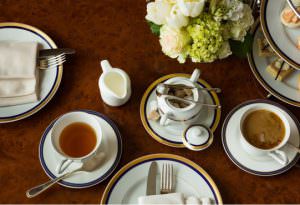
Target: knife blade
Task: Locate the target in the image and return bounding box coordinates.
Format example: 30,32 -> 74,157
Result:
39,48 -> 75,58
146,161 -> 157,196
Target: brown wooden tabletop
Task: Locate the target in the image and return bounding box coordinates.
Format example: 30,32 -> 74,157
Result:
0,0 -> 300,204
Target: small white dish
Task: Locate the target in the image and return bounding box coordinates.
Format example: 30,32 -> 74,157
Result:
140,74 -> 221,148
222,99 -> 300,176
101,154 -> 222,204
248,19 -> 300,107
261,0 -> 300,68
39,110 -> 122,188
0,22 -> 63,123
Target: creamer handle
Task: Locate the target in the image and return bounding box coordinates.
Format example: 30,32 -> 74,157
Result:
100,60 -> 113,73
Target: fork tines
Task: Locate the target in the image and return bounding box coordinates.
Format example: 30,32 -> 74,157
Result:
39,53 -> 66,69
160,163 -> 173,194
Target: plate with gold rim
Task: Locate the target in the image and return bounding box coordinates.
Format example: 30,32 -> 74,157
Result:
100,154 -> 222,204
140,74 -> 221,148
0,22 -> 63,123
248,19 -> 300,107
261,0 -> 300,69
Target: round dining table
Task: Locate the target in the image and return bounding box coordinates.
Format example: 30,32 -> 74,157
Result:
0,0 -> 299,203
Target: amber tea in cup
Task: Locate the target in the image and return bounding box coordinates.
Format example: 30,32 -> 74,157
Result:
242,109 -> 285,149
59,122 -> 97,158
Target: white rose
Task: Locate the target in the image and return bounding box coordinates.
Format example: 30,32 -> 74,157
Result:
159,25 -> 191,61
166,4 -> 189,29
177,0 -> 205,17
225,0 -> 244,21
145,0 -> 173,25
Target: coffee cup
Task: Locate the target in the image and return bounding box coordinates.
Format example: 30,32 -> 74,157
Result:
51,111 -> 102,174
239,105 -> 290,165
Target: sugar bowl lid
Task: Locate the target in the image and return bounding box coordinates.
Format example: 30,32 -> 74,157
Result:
182,124 -> 213,151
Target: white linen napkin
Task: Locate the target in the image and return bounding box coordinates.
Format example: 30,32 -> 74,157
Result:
138,193 -> 213,205
0,41 -> 39,106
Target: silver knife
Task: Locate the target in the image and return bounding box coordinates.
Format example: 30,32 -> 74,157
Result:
39,48 -> 75,58
146,161 -> 158,195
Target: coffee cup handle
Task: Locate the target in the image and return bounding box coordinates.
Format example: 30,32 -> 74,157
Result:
56,159 -> 74,174
268,150 -> 289,165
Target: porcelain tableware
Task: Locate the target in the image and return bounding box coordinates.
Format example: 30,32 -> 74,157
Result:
261,0 -> 300,68
101,154 -> 222,204
39,110 -> 122,188
239,105 -> 290,165
51,111 -> 102,174
157,69 -> 204,126
0,22 -> 62,123
248,19 -> 300,107
222,100 -> 300,176
99,60 -> 131,106
140,74 -> 221,148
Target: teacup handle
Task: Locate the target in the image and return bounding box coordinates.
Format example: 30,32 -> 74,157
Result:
56,159 -> 74,174
190,69 -> 201,83
160,113 -> 170,126
268,150 -> 289,165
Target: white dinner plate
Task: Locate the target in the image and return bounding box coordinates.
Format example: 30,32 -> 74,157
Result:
39,110 -> 122,188
248,19 -> 300,107
101,154 -> 222,204
140,74 -> 221,148
222,99 -> 300,176
261,0 -> 300,68
0,22 -> 63,123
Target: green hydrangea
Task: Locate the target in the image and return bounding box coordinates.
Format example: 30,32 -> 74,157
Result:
187,13 -> 224,63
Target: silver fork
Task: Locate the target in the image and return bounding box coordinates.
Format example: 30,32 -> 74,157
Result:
160,163 -> 173,194
39,53 -> 66,69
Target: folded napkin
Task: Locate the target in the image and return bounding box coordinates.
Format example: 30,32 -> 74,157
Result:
138,193 -> 213,205
0,41 -> 39,106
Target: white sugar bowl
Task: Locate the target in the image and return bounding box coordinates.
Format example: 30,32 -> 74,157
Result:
156,69 -> 204,126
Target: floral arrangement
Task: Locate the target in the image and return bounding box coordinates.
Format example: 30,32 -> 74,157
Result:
145,0 -> 254,63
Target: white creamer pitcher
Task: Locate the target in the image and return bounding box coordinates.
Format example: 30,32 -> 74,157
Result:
99,60 -> 131,106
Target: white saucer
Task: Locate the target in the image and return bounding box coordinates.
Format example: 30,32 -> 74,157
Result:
39,110 -> 122,188
140,74 -> 221,148
222,99 -> 300,176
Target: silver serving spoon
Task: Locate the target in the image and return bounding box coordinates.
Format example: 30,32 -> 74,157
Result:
26,152 -> 105,198
157,83 -> 222,93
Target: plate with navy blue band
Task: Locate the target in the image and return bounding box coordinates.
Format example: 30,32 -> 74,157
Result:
101,154 -> 222,204
0,22 -> 63,123
222,99 -> 300,176
140,74 -> 221,148
39,110 -> 122,188
261,0 -> 300,69
248,19 -> 300,107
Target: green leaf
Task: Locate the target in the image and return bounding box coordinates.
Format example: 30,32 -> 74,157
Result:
229,33 -> 254,58
147,21 -> 161,36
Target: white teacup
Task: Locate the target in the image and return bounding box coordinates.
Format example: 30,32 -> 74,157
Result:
239,105 -> 290,165
51,111 -> 102,174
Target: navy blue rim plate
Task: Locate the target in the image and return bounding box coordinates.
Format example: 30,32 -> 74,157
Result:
101,154 -> 222,204
222,99 -> 300,176
248,19 -> 300,107
39,110 -> 122,188
0,23 -> 62,123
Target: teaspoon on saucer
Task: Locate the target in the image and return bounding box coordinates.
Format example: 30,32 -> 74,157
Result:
157,83 -> 222,93
26,152 -> 105,198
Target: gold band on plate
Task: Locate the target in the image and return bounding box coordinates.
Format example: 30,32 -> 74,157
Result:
260,0 -> 300,69
100,153 -> 223,204
140,73 -> 221,148
247,19 -> 300,107
0,22 -> 63,123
